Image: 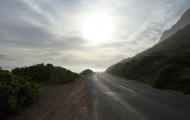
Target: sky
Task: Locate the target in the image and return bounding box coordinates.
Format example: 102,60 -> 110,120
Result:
0,0 -> 190,73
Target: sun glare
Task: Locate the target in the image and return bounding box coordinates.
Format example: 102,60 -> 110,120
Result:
81,11 -> 114,44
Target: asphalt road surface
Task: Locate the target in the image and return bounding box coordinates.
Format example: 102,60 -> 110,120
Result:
85,73 -> 190,120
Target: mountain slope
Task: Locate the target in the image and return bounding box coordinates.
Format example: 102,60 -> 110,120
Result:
160,8 -> 190,42
106,24 -> 190,94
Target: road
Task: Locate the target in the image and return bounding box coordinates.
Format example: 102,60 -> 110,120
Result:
85,73 -> 190,120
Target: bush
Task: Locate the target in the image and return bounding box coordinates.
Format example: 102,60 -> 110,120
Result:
12,63 -> 78,84
154,63 -> 182,89
179,75 -> 190,94
0,70 -> 41,118
80,69 -> 94,76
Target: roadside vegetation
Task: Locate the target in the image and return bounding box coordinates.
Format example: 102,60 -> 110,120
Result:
107,51 -> 190,94
80,69 -> 94,76
0,64 -> 78,119
106,25 -> 190,94
154,63 -> 182,89
12,63 -> 78,84
0,68 -> 41,118
153,52 -> 190,93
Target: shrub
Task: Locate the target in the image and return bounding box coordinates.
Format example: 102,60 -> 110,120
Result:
80,69 -> 94,76
180,75 -> 190,94
154,63 -> 182,89
12,63 -> 78,84
0,70 -> 41,118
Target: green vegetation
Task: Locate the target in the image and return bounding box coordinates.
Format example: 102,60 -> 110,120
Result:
106,25 -> 190,94
154,63 -> 182,89
80,69 -> 94,76
12,63 -> 79,84
106,61 -> 126,77
180,75 -> 190,94
107,52 -> 190,93
0,68 -> 41,118
0,64 -> 78,118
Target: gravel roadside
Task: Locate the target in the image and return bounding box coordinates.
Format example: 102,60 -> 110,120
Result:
6,78 -> 87,120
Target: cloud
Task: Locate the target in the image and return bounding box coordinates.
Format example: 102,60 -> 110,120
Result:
0,54 -> 19,61
0,0 -> 190,72
0,1 -> 55,49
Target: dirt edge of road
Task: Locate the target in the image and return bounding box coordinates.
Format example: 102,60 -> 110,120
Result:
6,78 -> 88,120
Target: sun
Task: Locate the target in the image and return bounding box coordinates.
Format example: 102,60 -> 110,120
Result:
81,11 -> 114,44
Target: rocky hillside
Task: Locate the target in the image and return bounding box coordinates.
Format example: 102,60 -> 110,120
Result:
106,24 -> 190,94
160,8 -> 190,42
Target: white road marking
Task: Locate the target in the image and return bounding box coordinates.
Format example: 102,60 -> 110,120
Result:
120,85 -> 135,92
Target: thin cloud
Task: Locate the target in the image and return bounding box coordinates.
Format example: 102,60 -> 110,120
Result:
0,0 -> 190,72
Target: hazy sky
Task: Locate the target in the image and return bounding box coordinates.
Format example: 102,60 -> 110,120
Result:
0,0 -> 190,72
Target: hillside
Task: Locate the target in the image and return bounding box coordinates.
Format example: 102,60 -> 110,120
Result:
160,8 -> 190,42
106,24 -> 190,94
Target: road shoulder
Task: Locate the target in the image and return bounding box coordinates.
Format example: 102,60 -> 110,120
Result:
6,78 -> 87,120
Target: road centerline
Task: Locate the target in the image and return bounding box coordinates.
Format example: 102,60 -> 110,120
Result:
106,78 -> 111,81
120,85 -> 135,92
